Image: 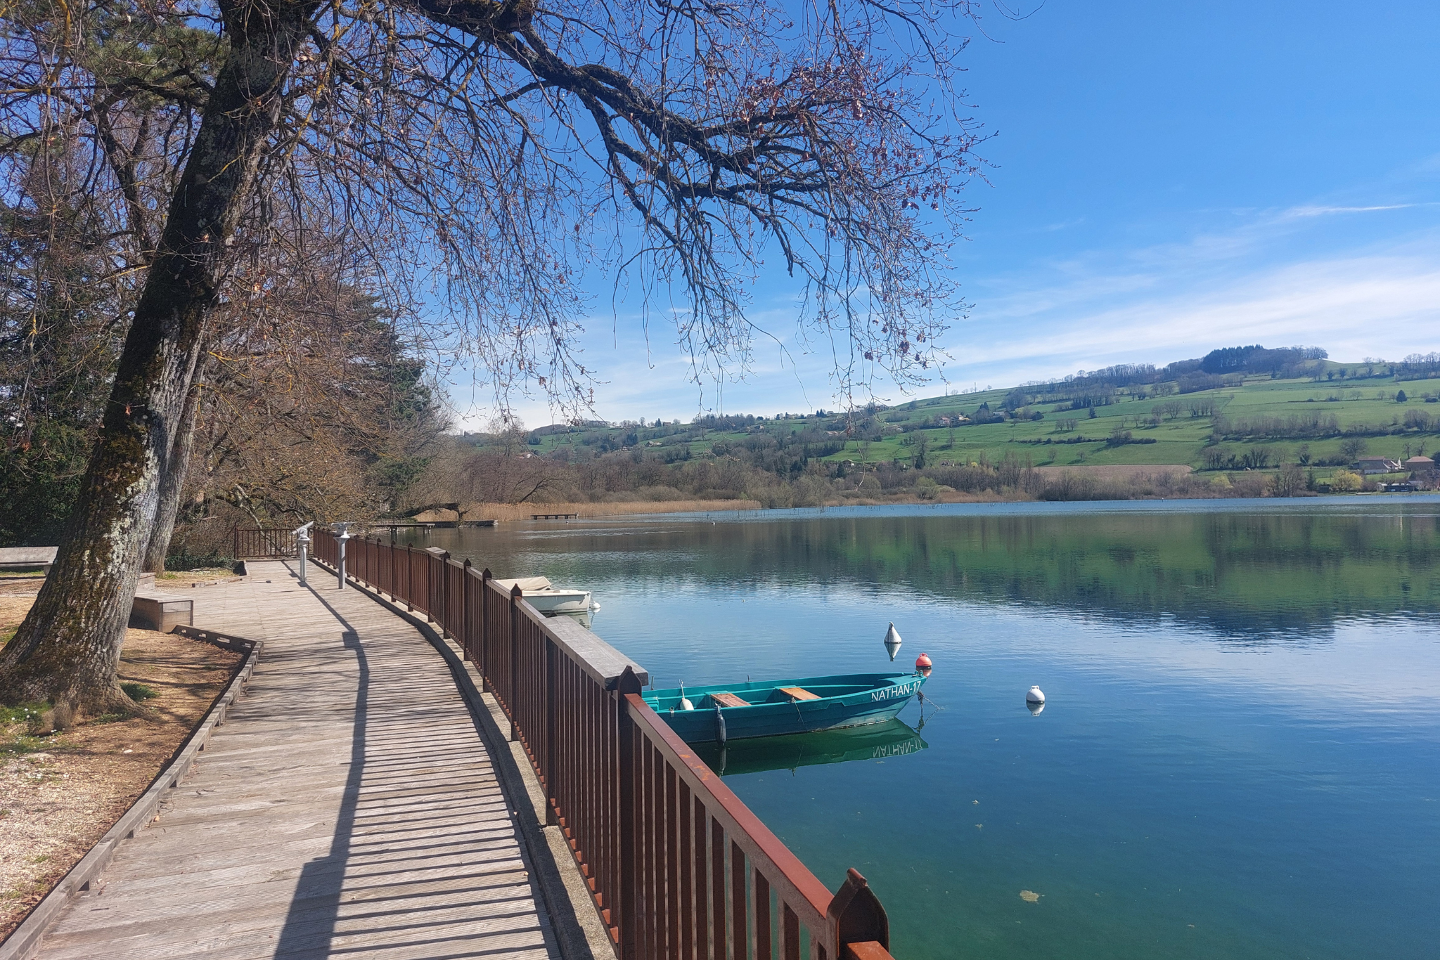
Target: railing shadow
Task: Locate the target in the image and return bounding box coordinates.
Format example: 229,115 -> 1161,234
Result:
270,567 -> 554,958
273,583 -> 368,959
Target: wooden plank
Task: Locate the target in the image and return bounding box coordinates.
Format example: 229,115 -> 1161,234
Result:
778,687 -> 820,701
23,561 -> 562,960
709,693 -> 749,708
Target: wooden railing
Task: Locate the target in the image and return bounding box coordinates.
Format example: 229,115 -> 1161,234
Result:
232,526 -> 299,559
312,532 -> 897,960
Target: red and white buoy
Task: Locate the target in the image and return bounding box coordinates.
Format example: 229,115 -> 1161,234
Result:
915,652 -> 933,677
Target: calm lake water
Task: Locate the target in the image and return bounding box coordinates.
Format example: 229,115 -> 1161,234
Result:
411,498 -> 1440,960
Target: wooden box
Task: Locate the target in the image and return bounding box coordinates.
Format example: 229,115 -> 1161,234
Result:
129,595 -> 194,632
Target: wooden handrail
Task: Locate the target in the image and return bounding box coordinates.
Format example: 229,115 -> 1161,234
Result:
312,531 -> 898,960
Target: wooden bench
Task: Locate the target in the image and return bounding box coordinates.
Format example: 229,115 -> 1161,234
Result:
0,546 -> 58,575
129,595 -> 194,632
779,686 -> 820,701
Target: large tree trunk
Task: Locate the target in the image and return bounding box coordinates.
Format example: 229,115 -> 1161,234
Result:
142,375 -> 205,574
0,0 -> 319,714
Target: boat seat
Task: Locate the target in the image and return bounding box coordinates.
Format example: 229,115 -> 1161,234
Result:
779,686 -> 821,701
709,692 -> 750,708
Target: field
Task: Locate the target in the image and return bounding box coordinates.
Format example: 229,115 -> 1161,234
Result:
525,365 -> 1440,480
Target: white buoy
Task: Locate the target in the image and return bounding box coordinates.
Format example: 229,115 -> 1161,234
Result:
1026,685 -> 1045,704
679,682 -> 695,711
883,622 -> 903,661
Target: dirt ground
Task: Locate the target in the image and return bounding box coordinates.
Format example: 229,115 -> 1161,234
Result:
0,590 -> 242,941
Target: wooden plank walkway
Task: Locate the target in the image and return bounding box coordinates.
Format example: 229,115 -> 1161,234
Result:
34,561 -> 560,960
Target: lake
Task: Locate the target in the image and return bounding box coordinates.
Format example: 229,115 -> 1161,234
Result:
409,498 -> 1440,960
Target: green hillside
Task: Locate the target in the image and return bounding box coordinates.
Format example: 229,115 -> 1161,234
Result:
525,351 -> 1440,477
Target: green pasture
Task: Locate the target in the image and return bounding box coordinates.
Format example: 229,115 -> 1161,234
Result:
520,371 -> 1440,472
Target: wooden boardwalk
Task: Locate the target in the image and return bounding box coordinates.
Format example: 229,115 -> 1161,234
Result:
34,561 -> 562,960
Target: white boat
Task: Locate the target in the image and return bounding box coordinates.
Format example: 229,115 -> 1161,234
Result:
493,576 -> 598,614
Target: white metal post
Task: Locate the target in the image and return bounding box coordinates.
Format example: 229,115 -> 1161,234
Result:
294,521 -> 313,586
336,523 -> 351,589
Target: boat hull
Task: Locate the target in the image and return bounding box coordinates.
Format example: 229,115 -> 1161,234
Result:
645,673 -> 926,744
521,590 -> 592,614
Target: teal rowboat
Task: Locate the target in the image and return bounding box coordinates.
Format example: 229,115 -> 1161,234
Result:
643,672 -> 926,744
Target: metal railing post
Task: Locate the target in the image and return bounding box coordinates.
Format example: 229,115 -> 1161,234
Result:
480,569 -> 493,690
615,668 -> 643,960
436,551 -> 450,637
404,544 -> 414,611
544,634 -> 558,825
509,584 -> 522,742
335,523 -> 351,589
827,868 -> 891,958
461,559 -> 473,660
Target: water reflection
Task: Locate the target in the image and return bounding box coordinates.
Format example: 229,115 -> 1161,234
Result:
691,719 -> 927,777
422,501 -> 1440,643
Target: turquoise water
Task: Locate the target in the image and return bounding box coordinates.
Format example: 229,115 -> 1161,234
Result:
413,498 -> 1440,959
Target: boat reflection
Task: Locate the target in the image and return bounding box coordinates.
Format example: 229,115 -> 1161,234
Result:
691,719 -> 927,777
546,608 -> 593,629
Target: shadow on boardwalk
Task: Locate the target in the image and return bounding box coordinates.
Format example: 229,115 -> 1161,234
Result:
32,562 -> 560,960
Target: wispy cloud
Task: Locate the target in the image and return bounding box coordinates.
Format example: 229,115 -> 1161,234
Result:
457,191 -> 1440,427
1279,202 -> 1427,219
950,243 -> 1440,385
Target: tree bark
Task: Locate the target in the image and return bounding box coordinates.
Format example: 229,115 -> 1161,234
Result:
0,0 -> 320,713
142,374 -> 205,573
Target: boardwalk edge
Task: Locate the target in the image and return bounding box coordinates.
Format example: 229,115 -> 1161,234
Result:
0,627 -> 264,960
333,568 -> 612,960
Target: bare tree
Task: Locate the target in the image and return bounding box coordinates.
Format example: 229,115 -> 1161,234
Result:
1,0 -> 981,713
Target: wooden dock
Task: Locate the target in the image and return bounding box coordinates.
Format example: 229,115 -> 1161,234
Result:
31,561 -> 563,960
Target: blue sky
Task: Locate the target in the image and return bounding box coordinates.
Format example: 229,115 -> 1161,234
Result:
462,0 -> 1440,429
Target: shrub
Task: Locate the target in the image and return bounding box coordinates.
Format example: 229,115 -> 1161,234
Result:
1329,469 -> 1363,492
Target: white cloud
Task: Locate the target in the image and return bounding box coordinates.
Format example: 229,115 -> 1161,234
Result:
452,193 -> 1440,428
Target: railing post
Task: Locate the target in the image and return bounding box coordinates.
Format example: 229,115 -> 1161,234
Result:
480,569 -> 493,691
615,668 -> 643,960
827,868 -> 891,959
436,551 -> 450,637
336,524 -> 350,590
462,559 -> 473,660
544,634 -> 558,826
231,525 -> 238,561
508,584 -> 522,742
404,544 -> 414,612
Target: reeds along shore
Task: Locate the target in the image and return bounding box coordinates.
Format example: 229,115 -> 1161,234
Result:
415,499 -> 765,522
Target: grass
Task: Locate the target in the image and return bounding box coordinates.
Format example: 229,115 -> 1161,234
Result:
121,682 -> 158,702
0,701 -> 54,755
520,369 -> 1440,478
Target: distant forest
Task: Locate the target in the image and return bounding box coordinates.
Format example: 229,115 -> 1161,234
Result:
8,343 -> 1439,558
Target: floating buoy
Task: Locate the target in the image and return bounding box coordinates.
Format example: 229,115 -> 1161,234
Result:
1026,685 -> 1045,704
883,622 -> 903,661
915,652 -> 933,677
679,682 -> 694,711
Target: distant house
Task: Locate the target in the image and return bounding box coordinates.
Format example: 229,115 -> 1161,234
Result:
1404,456 -> 1435,474
1355,457 -> 1402,475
